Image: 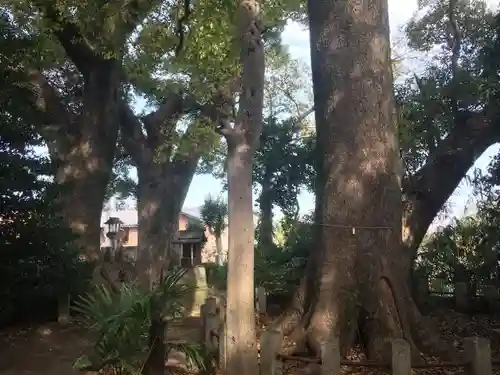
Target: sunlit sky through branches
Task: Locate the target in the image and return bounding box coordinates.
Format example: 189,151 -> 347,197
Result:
27,0 -> 498,228
182,0 -> 500,230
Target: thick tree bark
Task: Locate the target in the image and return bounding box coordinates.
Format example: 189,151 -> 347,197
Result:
120,61 -> 239,375
20,4 -> 123,267
119,95 -> 202,288
121,101 -> 198,375
54,61 -> 121,262
222,1 -> 265,375
136,165 -> 195,288
271,0 -> 456,361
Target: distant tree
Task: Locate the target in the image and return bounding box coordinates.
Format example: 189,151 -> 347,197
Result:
200,195 -> 228,265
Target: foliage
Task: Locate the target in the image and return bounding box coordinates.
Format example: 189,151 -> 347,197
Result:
73,267 -> 215,375
205,262 -> 228,290
206,215 -> 312,295
416,216 -> 491,289
255,115 -> 315,218
200,195 -> 227,236
416,154 -> 500,291
2,0 -> 308,212
397,0 -> 498,179
255,215 -> 312,294
411,1 -> 500,290
105,146 -> 137,203
0,24 -> 92,324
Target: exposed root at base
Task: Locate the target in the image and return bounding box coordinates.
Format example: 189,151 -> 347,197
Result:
271,289 -> 460,364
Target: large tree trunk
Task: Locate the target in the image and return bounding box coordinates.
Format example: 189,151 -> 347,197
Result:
120,98 -> 202,375
54,61 -> 121,263
136,165 -> 195,288
18,3 -> 126,279
226,140 -> 259,374
271,0 -> 455,361
223,1 -> 265,374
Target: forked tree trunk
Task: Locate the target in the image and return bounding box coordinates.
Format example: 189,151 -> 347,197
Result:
136,166 -> 194,289
136,168 -> 190,375
272,0 -> 455,361
119,93 -> 201,288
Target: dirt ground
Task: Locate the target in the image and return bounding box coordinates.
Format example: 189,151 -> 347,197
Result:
1,310 -> 500,375
0,318 -> 204,375
0,324 -> 88,375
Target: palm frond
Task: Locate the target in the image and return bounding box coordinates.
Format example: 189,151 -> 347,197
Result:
72,268 -> 196,375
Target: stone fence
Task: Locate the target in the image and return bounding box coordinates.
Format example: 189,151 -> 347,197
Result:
414,276 -> 500,310
201,295 -> 497,375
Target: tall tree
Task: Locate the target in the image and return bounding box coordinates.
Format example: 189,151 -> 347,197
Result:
272,0 -> 453,360
255,52 -> 314,247
116,0 -> 304,288
255,113 -> 314,247
200,195 -> 228,265
0,35 -> 89,323
216,0 -> 266,373
2,0 -> 165,264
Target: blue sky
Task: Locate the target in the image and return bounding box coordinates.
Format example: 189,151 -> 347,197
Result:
181,0 -> 500,226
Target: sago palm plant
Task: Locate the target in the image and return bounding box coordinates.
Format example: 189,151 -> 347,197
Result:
73,267 -> 215,375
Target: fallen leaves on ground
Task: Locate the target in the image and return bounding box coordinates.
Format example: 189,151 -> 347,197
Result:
263,309 -> 500,375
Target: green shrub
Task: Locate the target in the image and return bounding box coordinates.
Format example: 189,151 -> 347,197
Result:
73,268 -> 215,375
255,219 -> 311,295
204,218 -> 312,296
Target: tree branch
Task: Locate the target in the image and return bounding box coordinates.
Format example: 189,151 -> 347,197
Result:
24,68 -> 73,129
170,121 -> 207,191
100,0 -> 164,44
119,99 -> 151,167
402,111 -> 500,252
142,93 -> 185,149
290,106 -> 314,132
234,2 -> 265,146
198,77 -> 242,139
34,0 -> 101,76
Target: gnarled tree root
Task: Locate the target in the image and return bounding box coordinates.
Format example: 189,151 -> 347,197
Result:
270,276 -> 459,365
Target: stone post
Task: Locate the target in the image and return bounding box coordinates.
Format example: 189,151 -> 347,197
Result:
203,297 -> 218,351
260,329 -> 282,375
389,339 -> 411,375
218,321 -> 227,372
320,333 -> 340,375
464,337 -> 492,375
